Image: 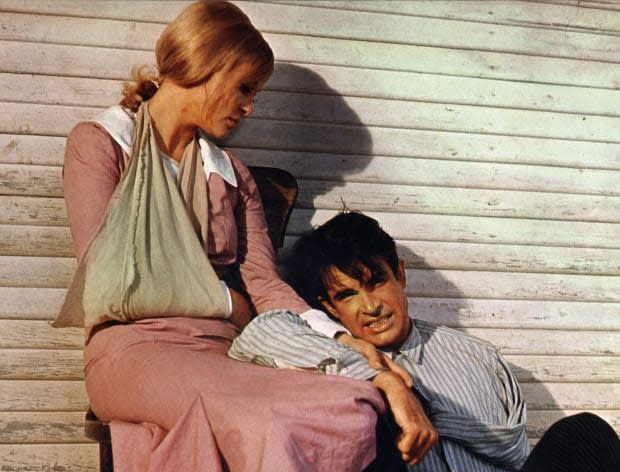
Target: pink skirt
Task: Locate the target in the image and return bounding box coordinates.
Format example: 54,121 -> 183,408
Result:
84,317 -> 385,472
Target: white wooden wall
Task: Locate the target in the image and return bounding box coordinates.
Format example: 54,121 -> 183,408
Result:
1,0 -> 619,470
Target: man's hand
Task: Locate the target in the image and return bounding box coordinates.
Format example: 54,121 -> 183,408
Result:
337,333 -> 413,388
372,371 -> 438,466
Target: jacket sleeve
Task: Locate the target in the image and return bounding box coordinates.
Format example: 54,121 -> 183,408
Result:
229,310 -> 382,381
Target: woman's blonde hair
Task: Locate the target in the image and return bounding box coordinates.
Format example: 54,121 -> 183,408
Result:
120,0 -> 274,111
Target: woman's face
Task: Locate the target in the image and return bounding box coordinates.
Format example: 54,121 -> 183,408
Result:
194,61 -> 268,139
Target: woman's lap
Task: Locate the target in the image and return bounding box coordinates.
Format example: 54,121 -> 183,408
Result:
84,318 -> 384,471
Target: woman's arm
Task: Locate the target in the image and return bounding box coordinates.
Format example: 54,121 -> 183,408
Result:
63,122 -> 127,259
231,157 -> 310,314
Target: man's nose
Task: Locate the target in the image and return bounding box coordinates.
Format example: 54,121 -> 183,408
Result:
360,292 -> 382,316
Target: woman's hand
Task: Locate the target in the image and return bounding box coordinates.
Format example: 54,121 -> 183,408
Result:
227,288 -> 253,330
336,333 -> 413,388
372,371 -> 438,466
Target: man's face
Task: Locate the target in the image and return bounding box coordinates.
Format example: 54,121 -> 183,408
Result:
320,260 -> 412,349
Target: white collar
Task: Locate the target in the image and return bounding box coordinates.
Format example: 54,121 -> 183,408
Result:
90,105 -> 237,187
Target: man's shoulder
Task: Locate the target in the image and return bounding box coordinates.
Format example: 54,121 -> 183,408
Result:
414,319 -> 499,354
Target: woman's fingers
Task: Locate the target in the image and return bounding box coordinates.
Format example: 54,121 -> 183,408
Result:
381,354 -> 413,388
336,333 -> 384,369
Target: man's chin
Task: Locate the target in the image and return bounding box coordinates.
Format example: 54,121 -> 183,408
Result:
367,332 -> 400,349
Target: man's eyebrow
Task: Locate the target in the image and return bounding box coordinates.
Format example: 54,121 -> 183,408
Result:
329,286 -> 356,301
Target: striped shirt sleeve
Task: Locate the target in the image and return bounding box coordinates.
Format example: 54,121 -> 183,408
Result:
228,309 -> 382,380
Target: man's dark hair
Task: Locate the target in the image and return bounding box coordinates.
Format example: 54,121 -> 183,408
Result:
283,211 -> 399,309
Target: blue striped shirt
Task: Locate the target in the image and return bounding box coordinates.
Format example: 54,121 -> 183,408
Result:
229,310 -> 531,471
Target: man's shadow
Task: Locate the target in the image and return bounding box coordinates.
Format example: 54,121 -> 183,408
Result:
227,63 -> 559,439
226,63 -> 373,230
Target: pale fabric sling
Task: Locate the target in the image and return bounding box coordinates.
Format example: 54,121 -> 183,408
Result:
53,103 -> 228,328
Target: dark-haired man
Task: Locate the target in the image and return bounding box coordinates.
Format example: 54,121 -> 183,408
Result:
229,211 -> 620,471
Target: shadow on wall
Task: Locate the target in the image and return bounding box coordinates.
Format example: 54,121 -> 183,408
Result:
226,63 -> 372,227
397,244 -> 467,328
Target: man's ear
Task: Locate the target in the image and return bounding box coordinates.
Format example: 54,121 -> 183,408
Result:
319,297 -> 342,321
397,259 -> 407,288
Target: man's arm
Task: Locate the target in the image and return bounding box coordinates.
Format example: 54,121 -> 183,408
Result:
229,310 -> 438,465
229,309 -> 382,380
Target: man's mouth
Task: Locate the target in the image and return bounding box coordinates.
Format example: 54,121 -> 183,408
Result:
366,313 -> 393,330
227,117 -> 240,128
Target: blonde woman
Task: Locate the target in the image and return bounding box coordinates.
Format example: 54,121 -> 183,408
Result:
59,2 -> 387,470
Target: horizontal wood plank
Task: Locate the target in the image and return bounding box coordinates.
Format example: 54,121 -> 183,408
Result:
0,134 -> 66,166
463,328 -> 619,356
5,0 -> 620,33
254,91 -> 620,142
299,181 -> 620,222
2,6 -> 619,63
0,287 -> 67,318
0,225 -> 74,257
0,166 -> 63,198
0,443 -> 98,471
3,36 -> 620,89
4,67 -> 620,116
285,1 -> 620,34
506,355 -> 620,382
521,382 -> 620,410
0,73 -> 122,108
0,349 -> 82,380
405,269 -> 620,302
5,170 -> 620,222
411,298 -> 620,330
4,122 -> 620,170
0,411 -> 88,444
393,240 -> 620,275
0,256 -> 75,288
0,380 -> 88,411
290,210 -> 620,249
0,320 -> 83,349
230,121 -> 620,169
4,99 -> 620,144
4,211 -> 620,258
0,196 -> 67,227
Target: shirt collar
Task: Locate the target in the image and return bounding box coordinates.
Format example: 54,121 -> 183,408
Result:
383,317 -> 423,363
90,105 -> 237,187
197,130 -> 237,187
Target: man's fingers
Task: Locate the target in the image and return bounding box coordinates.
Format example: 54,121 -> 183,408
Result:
397,428 -> 439,466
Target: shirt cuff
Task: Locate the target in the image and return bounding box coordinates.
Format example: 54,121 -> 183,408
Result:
299,308 -> 350,338
219,280 -> 232,318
